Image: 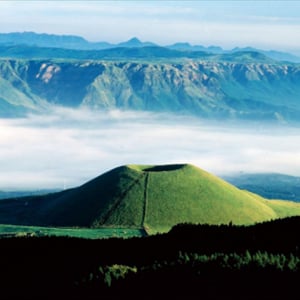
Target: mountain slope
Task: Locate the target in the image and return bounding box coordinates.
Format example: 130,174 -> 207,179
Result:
0,31 -> 90,49
1,59 -> 300,121
0,164 -> 299,233
1,32 -> 300,62
224,173 -> 300,202
0,32 -> 156,50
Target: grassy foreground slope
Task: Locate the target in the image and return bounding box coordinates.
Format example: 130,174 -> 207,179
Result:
1,164 -> 300,235
132,164 -> 299,232
0,224 -> 144,238
246,191 -> 300,218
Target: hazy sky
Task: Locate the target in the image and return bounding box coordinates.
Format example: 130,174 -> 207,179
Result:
1,1 -> 300,190
0,109 -> 300,190
1,1 -> 300,54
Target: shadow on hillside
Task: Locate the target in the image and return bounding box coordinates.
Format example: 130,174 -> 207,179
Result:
143,164 -> 185,172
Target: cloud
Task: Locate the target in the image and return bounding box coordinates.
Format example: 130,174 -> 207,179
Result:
0,108 -> 300,190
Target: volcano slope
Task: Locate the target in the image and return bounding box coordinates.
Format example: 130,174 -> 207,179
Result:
0,164 -> 300,234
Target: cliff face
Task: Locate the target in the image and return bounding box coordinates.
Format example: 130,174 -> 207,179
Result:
1,59 -> 300,121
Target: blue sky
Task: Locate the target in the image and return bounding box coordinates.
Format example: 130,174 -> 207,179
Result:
0,1 -> 300,53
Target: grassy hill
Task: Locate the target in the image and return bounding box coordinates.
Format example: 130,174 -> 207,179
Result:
0,164 -> 300,234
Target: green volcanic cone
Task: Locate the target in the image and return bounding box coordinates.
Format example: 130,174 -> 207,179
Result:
1,164 -> 300,233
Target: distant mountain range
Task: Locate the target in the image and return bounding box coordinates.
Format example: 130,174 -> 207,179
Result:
0,31 -> 300,121
0,32 -> 156,50
0,164 -> 299,232
0,189 -> 59,200
1,31 -> 300,62
1,58 -> 300,121
0,44 -> 277,65
224,173 -> 300,202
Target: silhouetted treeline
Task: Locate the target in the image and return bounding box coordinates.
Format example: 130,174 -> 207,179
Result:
167,216 -> 300,254
0,216 -> 299,299
82,251 -> 299,299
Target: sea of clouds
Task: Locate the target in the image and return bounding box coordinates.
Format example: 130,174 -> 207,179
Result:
0,107 -> 299,190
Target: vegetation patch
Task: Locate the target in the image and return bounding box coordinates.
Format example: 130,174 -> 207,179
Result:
0,217 -> 297,298
0,224 -> 145,239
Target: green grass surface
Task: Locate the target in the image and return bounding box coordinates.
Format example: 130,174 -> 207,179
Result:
244,191 -> 300,217
77,164 -> 300,233
0,224 -> 145,239
264,199 -> 300,218
141,164 -> 278,233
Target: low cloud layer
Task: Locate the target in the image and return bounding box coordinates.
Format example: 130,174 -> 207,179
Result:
0,108 -> 300,190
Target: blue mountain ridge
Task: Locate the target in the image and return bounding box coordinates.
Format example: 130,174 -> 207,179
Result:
0,31 -> 299,62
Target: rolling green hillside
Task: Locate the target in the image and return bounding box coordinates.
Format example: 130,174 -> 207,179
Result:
0,224 -> 144,239
0,164 -> 299,234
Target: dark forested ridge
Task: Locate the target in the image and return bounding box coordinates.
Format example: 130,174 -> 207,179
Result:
0,217 -> 299,299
